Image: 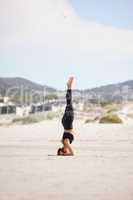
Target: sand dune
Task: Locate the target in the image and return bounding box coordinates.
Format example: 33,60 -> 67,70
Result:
0,120 -> 133,200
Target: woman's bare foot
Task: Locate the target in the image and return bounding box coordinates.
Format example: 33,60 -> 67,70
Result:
67,77 -> 74,89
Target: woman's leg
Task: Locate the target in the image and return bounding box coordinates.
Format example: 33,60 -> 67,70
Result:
65,76 -> 74,109
62,77 -> 74,130
66,89 -> 72,106
64,89 -> 73,113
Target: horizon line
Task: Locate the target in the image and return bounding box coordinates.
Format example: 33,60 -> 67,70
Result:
0,76 -> 132,91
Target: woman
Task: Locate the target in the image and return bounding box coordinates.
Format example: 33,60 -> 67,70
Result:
57,77 -> 75,156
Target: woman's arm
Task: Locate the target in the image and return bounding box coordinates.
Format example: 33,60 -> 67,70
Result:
63,139 -> 74,156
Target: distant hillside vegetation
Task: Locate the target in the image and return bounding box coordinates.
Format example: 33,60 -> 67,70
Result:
0,77 -> 57,104
0,77 -> 133,102
0,77 -> 56,95
84,80 -> 133,102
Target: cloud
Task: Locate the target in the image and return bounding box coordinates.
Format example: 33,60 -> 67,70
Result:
0,0 -> 133,88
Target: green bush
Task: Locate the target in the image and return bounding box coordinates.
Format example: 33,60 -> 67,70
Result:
12,112 -> 58,125
45,94 -> 58,100
99,113 -> 123,124
85,118 -> 94,123
107,108 -> 119,114
85,116 -> 99,123
12,116 -> 39,124
100,101 -> 113,107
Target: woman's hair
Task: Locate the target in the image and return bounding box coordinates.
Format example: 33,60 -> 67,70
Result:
57,148 -> 64,155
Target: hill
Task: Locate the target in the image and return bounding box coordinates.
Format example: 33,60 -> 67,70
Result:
0,77 -> 133,102
0,77 -> 56,95
84,80 -> 133,102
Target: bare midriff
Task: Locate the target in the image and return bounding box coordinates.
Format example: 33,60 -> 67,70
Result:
64,129 -> 74,134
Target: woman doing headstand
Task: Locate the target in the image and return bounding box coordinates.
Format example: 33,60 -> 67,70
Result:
57,77 -> 75,156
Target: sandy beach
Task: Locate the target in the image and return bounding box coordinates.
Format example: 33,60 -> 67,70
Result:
0,120 -> 133,200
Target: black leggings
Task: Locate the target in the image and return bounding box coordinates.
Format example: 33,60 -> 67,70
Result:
62,89 -> 74,130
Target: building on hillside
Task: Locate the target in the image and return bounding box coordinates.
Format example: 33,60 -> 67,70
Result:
16,106 -> 31,117
0,97 -> 16,114
30,103 -> 52,114
0,96 -> 10,103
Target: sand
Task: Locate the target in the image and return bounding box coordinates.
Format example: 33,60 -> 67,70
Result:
0,119 -> 133,200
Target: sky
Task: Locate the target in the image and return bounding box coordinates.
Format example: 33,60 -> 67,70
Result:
0,0 -> 133,90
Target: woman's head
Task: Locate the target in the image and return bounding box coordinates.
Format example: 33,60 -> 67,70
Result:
57,147 -> 64,155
